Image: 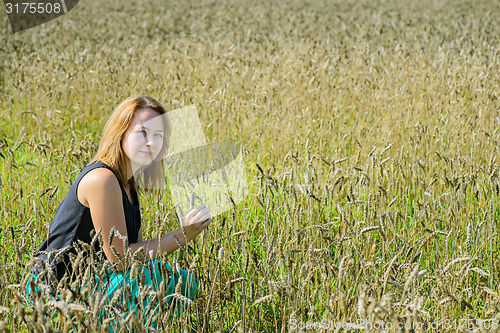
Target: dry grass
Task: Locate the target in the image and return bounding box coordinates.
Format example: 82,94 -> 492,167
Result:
1,0 -> 500,331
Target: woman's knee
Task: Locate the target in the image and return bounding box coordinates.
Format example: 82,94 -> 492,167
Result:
150,260 -> 197,300
170,269 -> 197,301
26,274 -> 36,295
181,270 -> 197,300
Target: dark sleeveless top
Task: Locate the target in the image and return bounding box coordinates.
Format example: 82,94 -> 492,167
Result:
35,161 -> 141,281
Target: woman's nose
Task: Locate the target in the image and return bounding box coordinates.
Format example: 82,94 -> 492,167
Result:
145,136 -> 155,146
142,132 -> 154,147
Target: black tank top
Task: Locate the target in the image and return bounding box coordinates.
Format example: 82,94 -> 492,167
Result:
35,161 -> 141,281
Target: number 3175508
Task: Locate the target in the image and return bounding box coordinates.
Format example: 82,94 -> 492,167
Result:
5,2 -> 62,14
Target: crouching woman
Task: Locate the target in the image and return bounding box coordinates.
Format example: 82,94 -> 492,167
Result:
27,96 -> 211,327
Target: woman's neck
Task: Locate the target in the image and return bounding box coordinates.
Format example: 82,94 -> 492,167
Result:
125,158 -> 134,182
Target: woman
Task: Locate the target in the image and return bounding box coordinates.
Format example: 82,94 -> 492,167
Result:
28,96 -> 211,324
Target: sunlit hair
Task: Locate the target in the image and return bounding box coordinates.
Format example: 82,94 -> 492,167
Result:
91,96 -> 171,190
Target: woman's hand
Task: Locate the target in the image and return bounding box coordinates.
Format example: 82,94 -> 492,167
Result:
181,204 -> 212,243
131,205 -> 211,260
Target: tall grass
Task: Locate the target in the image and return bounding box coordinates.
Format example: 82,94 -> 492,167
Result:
1,0 -> 500,331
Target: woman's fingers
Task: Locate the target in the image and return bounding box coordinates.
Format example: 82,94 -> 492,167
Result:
184,205 -> 211,227
184,204 -> 207,220
194,209 -> 211,222
188,214 -> 210,227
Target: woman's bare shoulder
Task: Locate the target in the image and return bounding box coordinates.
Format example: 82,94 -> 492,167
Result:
77,167 -> 122,207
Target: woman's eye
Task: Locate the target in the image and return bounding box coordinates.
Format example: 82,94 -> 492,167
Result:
154,133 -> 163,138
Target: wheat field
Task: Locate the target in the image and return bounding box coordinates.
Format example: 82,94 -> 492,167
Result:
1,0 -> 500,331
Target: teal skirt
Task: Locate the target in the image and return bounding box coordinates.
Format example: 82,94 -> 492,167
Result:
26,258 -> 197,330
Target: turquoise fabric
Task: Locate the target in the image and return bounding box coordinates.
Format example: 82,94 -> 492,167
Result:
26,258 -> 197,330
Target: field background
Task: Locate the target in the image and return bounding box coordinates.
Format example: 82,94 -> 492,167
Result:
1,0 -> 500,331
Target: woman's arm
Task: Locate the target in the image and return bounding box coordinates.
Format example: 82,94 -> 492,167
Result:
78,168 -> 211,270
129,205 -> 211,260
129,228 -> 186,260
138,225 -> 143,242
78,168 -> 129,269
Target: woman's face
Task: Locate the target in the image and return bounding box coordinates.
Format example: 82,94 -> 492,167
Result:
122,108 -> 165,168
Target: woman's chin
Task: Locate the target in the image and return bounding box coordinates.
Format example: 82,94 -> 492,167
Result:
131,158 -> 156,169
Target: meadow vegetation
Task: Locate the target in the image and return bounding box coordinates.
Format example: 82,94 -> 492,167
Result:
0,0 -> 500,331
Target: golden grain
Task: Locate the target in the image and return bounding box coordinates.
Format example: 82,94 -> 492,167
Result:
2,0 -> 500,330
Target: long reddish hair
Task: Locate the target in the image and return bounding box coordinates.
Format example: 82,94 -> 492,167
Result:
91,96 -> 171,190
